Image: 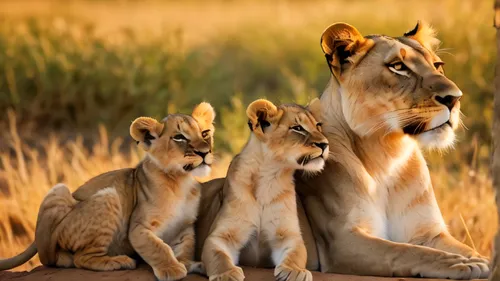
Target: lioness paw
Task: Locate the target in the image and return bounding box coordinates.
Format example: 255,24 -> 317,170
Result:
208,266 -> 245,281
415,253 -> 489,280
274,265 -> 312,281
153,261 -> 187,281
464,257 -> 490,279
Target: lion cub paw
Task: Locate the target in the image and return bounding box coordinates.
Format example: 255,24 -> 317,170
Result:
116,255 -> 137,270
180,259 -> 205,275
209,266 -> 245,281
153,261 -> 187,281
274,265 -> 312,281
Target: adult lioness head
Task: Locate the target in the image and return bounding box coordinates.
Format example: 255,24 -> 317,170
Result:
321,21 -> 461,148
247,98 -> 329,171
130,102 -> 215,177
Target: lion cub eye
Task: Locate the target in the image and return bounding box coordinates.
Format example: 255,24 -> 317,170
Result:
172,134 -> 187,142
291,125 -> 305,132
201,129 -> 210,138
434,61 -> 445,70
388,62 -> 410,77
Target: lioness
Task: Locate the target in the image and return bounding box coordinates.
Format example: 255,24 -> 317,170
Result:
201,99 -> 328,281
196,22 -> 490,279
0,103 -> 216,281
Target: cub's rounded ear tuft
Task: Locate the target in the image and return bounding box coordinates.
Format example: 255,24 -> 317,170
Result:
246,99 -> 282,138
130,117 -> 164,150
192,102 -> 216,128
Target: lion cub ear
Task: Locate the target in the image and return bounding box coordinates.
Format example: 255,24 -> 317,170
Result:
130,117 -> 164,150
321,22 -> 373,77
307,98 -> 322,122
246,99 -> 282,139
192,102 -> 216,131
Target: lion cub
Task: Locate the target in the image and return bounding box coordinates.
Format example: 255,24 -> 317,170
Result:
0,103 -> 216,281
202,99 -> 328,281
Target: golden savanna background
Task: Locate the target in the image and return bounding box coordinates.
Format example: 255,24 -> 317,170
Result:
0,0 -> 496,271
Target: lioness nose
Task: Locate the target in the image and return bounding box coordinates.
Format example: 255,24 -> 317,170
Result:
314,142 -> 328,152
194,150 -> 208,158
434,95 -> 461,111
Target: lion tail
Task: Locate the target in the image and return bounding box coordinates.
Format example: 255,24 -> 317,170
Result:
0,242 -> 37,271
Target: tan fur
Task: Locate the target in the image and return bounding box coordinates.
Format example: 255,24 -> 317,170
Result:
197,23 -> 490,280
0,103 -> 216,281
201,99 -> 328,281
293,21 -> 490,279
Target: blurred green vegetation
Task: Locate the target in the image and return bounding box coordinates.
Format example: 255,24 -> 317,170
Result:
0,0 -> 495,175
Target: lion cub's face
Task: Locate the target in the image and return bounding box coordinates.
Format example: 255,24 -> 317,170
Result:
246,99 -> 329,172
130,102 -> 215,177
321,22 -> 461,148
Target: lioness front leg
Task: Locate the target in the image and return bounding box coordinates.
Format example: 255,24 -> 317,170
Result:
333,229 -> 485,280
421,231 -> 490,277
171,226 -> 204,274
129,224 -> 187,281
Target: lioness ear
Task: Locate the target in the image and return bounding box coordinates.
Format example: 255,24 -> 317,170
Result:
307,98 -> 322,122
404,21 -> 440,52
246,99 -> 282,138
192,102 -> 216,129
320,22 -> 372,77
130,117 -> 164,150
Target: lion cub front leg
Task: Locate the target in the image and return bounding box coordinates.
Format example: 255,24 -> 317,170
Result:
129,223 -> 187,281
202,203 -> 257,281
266,204 -> 312,281
171,226 -> 204,274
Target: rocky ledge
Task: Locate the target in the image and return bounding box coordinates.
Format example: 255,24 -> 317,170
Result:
0,265 -> 486,281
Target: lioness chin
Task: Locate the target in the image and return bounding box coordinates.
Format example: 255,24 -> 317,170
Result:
197,22 -> 490,280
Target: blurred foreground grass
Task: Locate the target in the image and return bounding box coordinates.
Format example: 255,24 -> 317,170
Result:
0,0 -> 497,271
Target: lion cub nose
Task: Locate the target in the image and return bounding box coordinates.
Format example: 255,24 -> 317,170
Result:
434,95 -> 461,111
194,150 -> 208,159
314,142 -> 328,152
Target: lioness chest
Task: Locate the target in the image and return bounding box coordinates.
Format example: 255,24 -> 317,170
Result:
346,149 -> 438,243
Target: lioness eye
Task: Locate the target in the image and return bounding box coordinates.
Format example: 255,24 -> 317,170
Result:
291,125 -> 305,132
201,129 -> 210,138
387,62 -> 410,76
389,62 -> 407,71
173,134 -> 187,141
